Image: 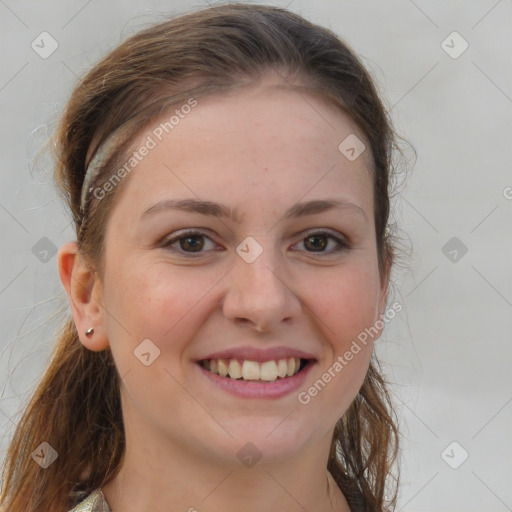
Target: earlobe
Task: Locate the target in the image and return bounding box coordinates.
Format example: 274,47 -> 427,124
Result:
58,242 -> 110,351
372,279 -> 390,342
378,282 -> 389,319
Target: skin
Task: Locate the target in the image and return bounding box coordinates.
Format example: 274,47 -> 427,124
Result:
59,73 -> 389,512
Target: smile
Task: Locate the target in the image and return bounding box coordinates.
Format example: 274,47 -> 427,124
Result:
196,357 -> 315,399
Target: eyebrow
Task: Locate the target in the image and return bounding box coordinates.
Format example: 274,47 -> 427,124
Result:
141,198 -> 368,223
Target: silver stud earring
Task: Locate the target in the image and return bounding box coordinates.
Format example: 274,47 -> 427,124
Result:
85,327 -> 95,337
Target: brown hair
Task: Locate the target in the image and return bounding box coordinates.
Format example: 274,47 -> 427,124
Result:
1,4 -> 401,511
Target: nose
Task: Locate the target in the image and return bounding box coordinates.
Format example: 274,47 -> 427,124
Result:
222,240 -> 302,333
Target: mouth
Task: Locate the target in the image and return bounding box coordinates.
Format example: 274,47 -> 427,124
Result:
197,357 -> 312,382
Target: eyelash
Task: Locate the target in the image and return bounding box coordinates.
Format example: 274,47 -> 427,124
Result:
160,229 -> 349,257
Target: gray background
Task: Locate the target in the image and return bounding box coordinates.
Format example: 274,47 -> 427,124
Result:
1,1 -> 511,510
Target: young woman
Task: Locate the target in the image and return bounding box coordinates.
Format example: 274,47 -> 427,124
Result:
1,3 -> 402,511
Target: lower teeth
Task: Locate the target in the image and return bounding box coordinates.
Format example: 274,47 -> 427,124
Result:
210,369 -> 303,381
232,376 -> 289,381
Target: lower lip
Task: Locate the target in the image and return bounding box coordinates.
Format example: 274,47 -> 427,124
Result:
196,361 -> 315,399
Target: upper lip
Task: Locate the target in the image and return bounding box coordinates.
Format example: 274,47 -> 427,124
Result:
197,346 -> 317,363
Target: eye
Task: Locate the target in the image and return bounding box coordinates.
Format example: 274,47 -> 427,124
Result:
160,230 -> 218,255
160,229 -> 349,257
293,230 -> 349,255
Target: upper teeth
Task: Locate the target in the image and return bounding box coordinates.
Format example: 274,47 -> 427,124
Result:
202,358 -> 302,381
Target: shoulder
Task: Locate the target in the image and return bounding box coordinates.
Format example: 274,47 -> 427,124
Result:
68,489 -> 111,512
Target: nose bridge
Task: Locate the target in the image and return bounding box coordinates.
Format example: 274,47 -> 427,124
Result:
234,234 -> 286,295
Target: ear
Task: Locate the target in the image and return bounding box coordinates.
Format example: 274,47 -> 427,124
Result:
378,241 -> 394,315
373,255 -> 392,341
58,241 -> 109,351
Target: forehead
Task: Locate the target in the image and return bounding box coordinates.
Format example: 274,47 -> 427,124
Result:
109,81 -> 374,223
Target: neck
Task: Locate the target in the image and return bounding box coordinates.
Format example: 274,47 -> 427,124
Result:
101,417 -> 350,512
103,464 -> 349,512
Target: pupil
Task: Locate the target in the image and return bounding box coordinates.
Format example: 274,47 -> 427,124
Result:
305,235 -> 326,251
181,236 -> 203,252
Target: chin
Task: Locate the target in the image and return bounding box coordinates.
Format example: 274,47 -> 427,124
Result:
207,417 -> 317,465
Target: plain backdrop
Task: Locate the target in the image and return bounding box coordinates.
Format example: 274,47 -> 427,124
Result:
1,1 -> 511,510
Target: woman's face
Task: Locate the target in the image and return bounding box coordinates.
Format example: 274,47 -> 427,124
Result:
96,77 -> 388,467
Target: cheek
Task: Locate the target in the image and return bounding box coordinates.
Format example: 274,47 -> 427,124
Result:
297,266 -> 378,424
304,260 -> 382,353
102,259 -> 224,358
